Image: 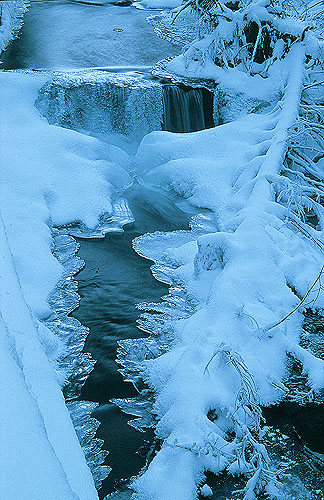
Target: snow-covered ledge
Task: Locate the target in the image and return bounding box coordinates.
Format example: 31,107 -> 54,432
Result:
0,70 -> 132,499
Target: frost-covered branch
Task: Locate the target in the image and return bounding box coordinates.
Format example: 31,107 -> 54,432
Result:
0,0 -> 29,54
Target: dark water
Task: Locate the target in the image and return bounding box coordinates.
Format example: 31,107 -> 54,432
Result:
162,85 -> 215,133
73,182 -> 192,496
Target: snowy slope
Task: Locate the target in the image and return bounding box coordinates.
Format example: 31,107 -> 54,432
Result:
0,71 -> 131,500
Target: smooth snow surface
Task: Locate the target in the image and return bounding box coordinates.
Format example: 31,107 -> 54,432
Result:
0,70 -> 132,500
1,1 -> 180,69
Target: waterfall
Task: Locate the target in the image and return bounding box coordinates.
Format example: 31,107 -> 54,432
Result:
162,85 -> 214,133
36,72 -> 215,140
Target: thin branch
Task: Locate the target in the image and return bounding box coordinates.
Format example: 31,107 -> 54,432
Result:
266,266 -> 324,332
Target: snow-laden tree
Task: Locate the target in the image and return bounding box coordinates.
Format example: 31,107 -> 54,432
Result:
116,1 -> 324,499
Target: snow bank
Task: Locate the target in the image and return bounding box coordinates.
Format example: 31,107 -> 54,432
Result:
119,46 -> 324,499
0,70 -> 132,500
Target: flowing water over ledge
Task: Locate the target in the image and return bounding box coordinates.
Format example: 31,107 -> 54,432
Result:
73,182 -> 193,497
35,70 -> 216,141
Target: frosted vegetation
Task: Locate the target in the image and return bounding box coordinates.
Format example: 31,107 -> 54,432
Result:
0,0 -> 29,52
0,1 -> 324,500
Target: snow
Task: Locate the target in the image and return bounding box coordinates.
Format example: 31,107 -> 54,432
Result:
127,46 -> 324,499
0,225 -> 96,500
1,1 -> 324,498
1,71 -> 131,315
165,38 -> 283,112
200,484 -> 213,497
0,70 -> 132,499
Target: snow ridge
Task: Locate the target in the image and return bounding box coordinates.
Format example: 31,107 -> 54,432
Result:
0,212 -> 98,500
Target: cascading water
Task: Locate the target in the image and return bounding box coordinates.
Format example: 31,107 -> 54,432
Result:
36,72 -> 216,140
0,2 -> 219,499
162,84 -> 214,133
33,70 -> 216,498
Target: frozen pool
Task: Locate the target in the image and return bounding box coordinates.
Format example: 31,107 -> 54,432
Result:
1,0 -> 180,70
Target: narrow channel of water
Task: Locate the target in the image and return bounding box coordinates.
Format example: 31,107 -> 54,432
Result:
73,182 -> 192,497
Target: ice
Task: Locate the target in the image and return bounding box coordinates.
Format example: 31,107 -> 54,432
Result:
0,1 -> 180,70
67,198 -> 135,238
2,2 -> 324,498
200,484 -> 213,497
36,71 -> 164,141
0,0 -> 28,53
36,70 -> 215,141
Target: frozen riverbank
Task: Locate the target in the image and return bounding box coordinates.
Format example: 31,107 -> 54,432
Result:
0,68 -> 134,500
2,1 -> 324,499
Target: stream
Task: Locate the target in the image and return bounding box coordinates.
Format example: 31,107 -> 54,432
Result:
3,1 -> 324,499
74,183 -> 192,496
1,0 -> 180,70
